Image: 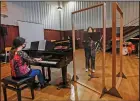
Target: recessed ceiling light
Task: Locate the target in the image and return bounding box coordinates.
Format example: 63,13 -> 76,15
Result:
1,14 -> 8,18
57,6 -> 62,11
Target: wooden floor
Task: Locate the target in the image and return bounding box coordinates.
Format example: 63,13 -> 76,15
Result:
1,49 -> 139,101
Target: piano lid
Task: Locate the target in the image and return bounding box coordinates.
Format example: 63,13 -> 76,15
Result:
45,41 -> 55,51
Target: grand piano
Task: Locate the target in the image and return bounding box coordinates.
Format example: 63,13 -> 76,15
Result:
23,40 -> 73,89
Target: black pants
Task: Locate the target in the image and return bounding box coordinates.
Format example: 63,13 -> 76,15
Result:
84,48 -> 95,70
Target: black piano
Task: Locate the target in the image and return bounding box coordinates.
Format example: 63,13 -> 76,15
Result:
23,40 -> 73,89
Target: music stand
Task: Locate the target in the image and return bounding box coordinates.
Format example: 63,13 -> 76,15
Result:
30,41 -> 39,50
88,32 -> 102,52
30,41 -> 39,57
95,35 -> 103,52
38,40 -> 46,51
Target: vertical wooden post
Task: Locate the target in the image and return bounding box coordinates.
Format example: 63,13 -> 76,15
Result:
102,3 -> 106,89
116,3 -> 126,79
100,3 -> 108,98
120,14 -> 123,77
107,2 -> 122,98
71,14 -> 76,81
71,4 -> 108,97
112,2 -> 117,88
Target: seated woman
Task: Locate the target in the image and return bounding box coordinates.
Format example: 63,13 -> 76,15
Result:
9,37 -> 45,88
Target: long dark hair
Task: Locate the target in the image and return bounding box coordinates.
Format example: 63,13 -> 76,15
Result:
87,27 -> 94,32
10,48 -> 16,60
10,37 -> 25,60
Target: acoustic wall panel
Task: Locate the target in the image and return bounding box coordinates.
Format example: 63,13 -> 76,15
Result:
18,21 -> 44,49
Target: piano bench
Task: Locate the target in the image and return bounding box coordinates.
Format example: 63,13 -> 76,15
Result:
1,76 -> 35,101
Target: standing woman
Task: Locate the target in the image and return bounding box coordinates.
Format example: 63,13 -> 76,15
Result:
9,37 -> 45,88
83,27 -> 96,72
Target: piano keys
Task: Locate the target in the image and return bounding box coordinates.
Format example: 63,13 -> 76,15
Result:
37,61 -> 57,65
30,55 -> 71,89
23,40 -> 73,89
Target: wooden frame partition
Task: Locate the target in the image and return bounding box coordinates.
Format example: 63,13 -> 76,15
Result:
71,3 -> 107,98
107,2 -> 125,99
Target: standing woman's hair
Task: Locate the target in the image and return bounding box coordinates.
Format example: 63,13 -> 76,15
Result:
10,37 -> 25,59
87,27 -> 94,32
87,27 -> 94,40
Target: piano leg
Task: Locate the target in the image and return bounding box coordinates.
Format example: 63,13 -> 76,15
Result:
62,66 -> 67,86
57,66 -> 71,89
41,66 -> 46,80
42,66 -> 51,83
47,67 -> 51,82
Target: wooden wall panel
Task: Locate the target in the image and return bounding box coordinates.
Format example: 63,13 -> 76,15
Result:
44,29 -> 61,41
6,26 -> 19,47
0,25 -> 19,52
0,24 -> 137,51
63,28 -> 112,43
63,30 -> 72,39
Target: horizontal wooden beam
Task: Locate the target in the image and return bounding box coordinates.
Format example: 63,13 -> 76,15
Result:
116,77 -> 122,89
77,81 -> 101,95
116,2 -> 123,15
72,3 -> 103,14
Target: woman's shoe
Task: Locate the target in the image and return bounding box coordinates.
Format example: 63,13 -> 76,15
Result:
40,84 -> 46,89
92,69 -> 95,73
40,82 -> 50,89
32,81 -> 40,89
85,69 -> 88,72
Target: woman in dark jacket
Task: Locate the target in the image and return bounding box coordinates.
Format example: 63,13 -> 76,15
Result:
83,27 -> 96,73
9,37 -> 45,88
